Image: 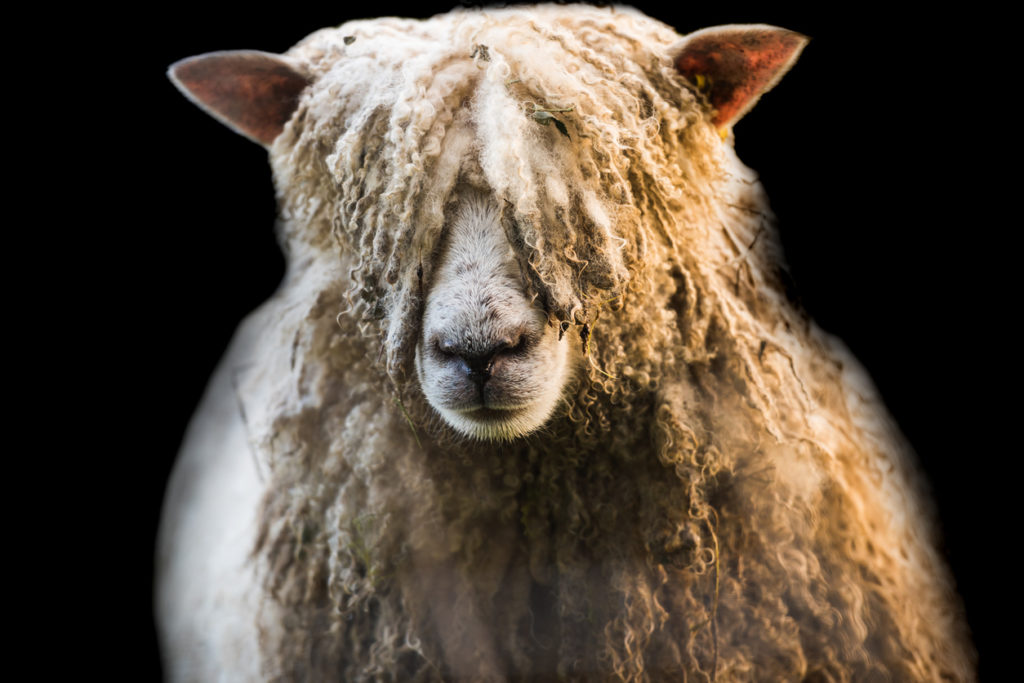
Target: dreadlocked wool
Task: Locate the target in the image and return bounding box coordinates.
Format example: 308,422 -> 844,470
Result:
157,5 -> 974,681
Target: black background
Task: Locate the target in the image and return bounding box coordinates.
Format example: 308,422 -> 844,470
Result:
104,2 -> 1003,678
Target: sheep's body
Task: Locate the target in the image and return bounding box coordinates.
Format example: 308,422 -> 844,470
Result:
158,5 -> 974,681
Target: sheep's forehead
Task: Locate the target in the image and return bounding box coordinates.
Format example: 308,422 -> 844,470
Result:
426,193 -> 539,338
443,196 -> 506,265
435,194 -> 519,291
284,5 -> 693,226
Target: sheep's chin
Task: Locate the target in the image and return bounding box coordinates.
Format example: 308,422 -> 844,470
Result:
435,401 -> 558,442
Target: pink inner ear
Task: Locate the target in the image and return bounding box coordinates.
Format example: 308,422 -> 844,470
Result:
170,52 -> 310,146
674,27 -> 806,129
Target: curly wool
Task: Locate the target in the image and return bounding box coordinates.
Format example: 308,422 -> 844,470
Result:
233,5 -> 974,680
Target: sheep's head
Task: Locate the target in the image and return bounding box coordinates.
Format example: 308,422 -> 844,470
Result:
168,8 -> 807,442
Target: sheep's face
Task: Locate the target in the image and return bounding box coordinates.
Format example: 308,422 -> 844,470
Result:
415,193 -> 575,441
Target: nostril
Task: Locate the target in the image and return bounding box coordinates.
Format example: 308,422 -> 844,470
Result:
435,337 -> 459,358
492,337 -> 515,355
506,332 -> 531,355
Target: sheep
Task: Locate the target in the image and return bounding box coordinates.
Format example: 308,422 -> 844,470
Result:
157,4 -> 975,680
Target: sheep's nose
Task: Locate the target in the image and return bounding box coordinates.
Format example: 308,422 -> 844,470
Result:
437,335 -> 526,390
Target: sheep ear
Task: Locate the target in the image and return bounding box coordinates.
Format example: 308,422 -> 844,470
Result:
168,51 -> 310,147
670,25 -> 807,131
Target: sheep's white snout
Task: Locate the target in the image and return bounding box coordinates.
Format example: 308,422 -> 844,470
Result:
416,193 -> 572,441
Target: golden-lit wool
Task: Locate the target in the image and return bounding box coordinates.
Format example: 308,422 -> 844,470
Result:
159,5 -> 974,681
